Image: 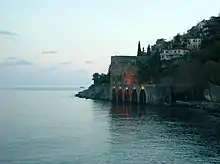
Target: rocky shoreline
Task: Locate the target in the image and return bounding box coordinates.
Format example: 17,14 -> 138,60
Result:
172,101 -> 220,117
75,84 -> 220,118
75,84 -> 110,101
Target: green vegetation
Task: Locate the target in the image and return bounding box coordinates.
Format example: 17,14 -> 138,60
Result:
137,41 -> 142,56
92,72 -> 110,85
137,51 -> 161,83
190,41 -> 220,86
136,14 -> 220,100
90,14 -> 220,101
190,15 -> 220,86
146,45 -> 151,56
192,41 -> 220,62
173,33 -> 182,48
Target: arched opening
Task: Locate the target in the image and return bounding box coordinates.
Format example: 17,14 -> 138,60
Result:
125,104 -> 130,117
112,88 -> 117,102
131,89 -> 138,103
139,88 -> 146,104
124,89 -> 130,103
118,88 -> 123,102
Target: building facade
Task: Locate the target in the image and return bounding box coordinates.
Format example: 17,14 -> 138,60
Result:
109,56 -> 138,88
160,49 -> 189,61
186,38 -> 202,49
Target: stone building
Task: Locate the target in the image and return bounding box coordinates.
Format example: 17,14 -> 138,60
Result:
109,56 -> 138,88
108,41 -> 173,104
109,55 -> 171,104
109,41 -> 151,88
186,38 -> 202,49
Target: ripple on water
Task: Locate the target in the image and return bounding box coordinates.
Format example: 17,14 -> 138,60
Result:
1,90 -> 220,164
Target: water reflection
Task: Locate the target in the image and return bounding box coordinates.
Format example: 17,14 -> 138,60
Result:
3,90 -> 220,164
110,103 -> 147,118
107,103 -> 220,163
90,100 -> 220,163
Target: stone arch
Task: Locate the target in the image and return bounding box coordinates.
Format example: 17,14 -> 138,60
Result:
131,89 -> 138,103
118,88 -> 123,102
112,88 -> 117,101
139,89 -> 146,104
125,104 -> 130,117
124,89 -> 130,103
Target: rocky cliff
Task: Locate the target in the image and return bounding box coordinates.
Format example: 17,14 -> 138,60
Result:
75,84 -> 110,101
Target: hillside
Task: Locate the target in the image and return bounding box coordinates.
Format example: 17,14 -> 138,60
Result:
136,15 -> 220,101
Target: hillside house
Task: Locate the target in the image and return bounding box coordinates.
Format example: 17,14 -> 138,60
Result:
160,49 -> 189,61
186,38 -> 202,49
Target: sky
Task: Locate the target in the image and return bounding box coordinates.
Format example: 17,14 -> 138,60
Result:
0,0 -> 220,86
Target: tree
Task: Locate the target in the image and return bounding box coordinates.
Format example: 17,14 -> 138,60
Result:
137,51 -> 161,83
174,33 -> 181,41
147,44 -> 151,56
92,73 -> 100,85
156,38 -> 166,44
100,73 -> 110,84
202,15 -> 220,47
137,41 -> 142,56
208,16 -> 220,37
92,72 -> 110,85
173,33 -> 182,48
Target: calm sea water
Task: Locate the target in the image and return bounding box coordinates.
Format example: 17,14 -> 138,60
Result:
1,88 -> 220,164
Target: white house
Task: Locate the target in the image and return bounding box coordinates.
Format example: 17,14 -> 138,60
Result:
187,38 -> 202,49
160,49 -> 189,61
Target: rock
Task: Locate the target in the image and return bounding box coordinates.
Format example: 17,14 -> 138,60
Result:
75,84 -> 110,101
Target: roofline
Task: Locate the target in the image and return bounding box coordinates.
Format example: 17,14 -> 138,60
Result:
111,55 -> 137,58
163,48 -> 190,50
187,37 -> 202,39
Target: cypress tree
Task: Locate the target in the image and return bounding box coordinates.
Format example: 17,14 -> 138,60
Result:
137,41 -> 142,56
147,44 -> 151,56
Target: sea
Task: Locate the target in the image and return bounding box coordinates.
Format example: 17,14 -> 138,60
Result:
0,86 -> 220,164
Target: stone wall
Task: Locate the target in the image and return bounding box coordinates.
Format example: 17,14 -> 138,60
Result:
109,55 -> 154,87
205,82 -> 220,102
110,84 -> 171,104
109,55 -> 171,104
110,56 -> 138,87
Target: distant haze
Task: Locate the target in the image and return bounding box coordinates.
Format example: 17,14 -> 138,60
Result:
0,0 -> 220,86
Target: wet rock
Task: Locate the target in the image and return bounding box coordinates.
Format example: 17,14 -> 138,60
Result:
75,84 -> 110,101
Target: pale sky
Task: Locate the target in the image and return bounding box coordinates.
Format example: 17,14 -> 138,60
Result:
0,0 -> 219,86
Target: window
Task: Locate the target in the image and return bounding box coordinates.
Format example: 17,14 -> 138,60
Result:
174,50 -> 176,53
193,39 -> 196,42
178,50 -> 180,53
165,51 -> 169,53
